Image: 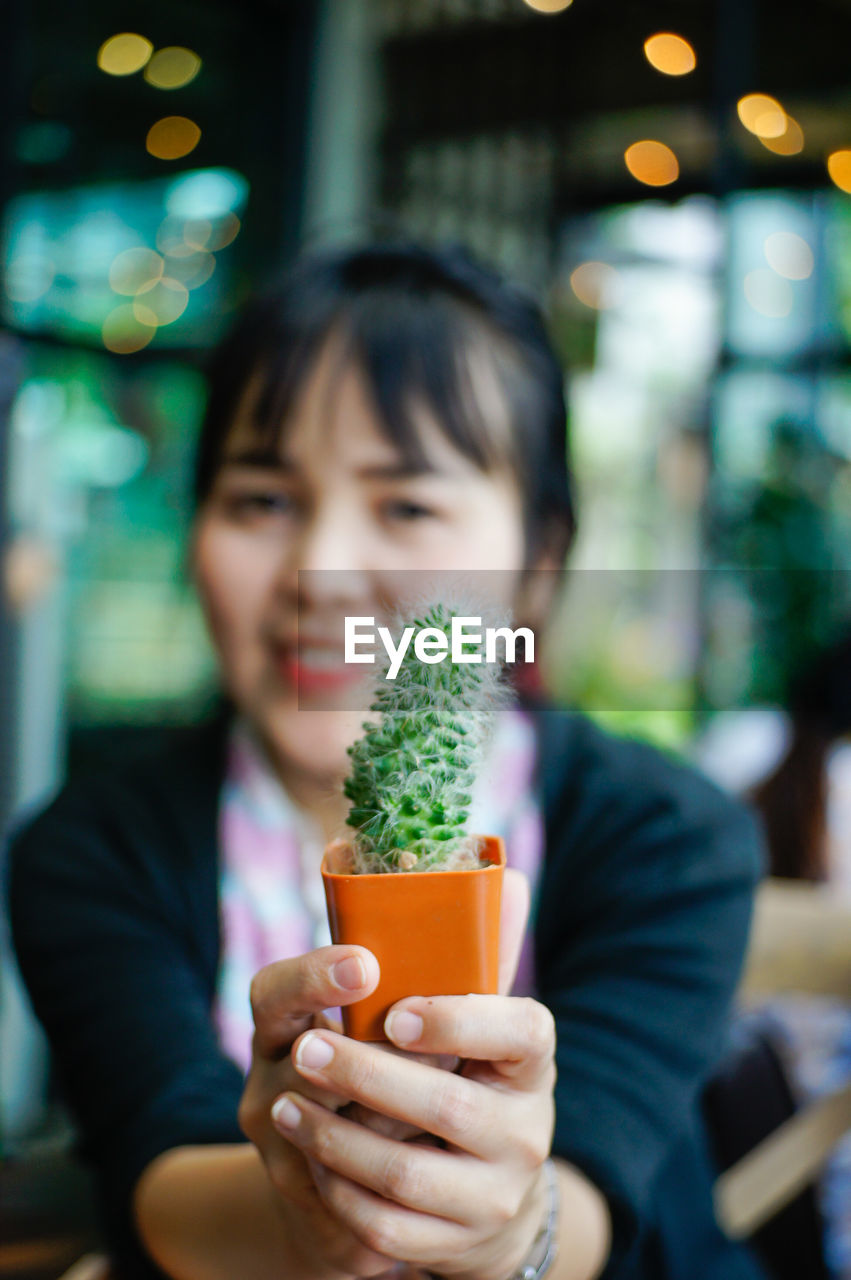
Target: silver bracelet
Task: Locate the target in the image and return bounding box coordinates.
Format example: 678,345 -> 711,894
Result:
515,1158 -> 559,1280
427,1157 -> 559,1280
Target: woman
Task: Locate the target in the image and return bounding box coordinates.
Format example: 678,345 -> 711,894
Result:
7,242 -> 767,1280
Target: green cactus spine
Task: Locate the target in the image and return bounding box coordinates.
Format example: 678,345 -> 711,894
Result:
343,601 -> 506,873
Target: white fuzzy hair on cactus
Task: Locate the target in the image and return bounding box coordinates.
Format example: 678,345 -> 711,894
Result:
342,594 -> 514,873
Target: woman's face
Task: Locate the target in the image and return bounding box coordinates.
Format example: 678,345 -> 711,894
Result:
191,341 -> 536,787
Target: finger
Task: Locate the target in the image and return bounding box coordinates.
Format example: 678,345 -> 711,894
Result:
316,1045 -> 459,1138
384,995 -> 556,1092
239,1060 -> 350,1150
340,1101 -> 439,1144
342,1099 -> 448,1142
250,947 -> 379,1058
307,1160 -> 475,1268
274,1093 -> 499,1225
267,1055 -> 352,1117
315,1009 -> 344,1034
301,1011 -> 352,1111
289,1030 -> 537,1161
498,869 -> 530,996
264,1146 -> 394,1278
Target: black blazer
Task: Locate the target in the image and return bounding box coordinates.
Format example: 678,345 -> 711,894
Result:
6,705 -> 768,1279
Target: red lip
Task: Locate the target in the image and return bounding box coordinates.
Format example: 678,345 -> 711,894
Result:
277,652 -> 368,696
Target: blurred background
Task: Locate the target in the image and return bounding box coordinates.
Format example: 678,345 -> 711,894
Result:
1,0 -> 851,1273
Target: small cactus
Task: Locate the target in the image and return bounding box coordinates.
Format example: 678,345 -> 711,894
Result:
343,599 -> 509,873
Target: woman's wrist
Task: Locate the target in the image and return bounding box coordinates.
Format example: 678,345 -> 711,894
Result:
507,1158 -> 559,1280
494,1159 -> 558,1280
428,1158 -> 557,1280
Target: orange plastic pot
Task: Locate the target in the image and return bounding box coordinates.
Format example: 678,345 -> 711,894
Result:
321,835 -> 505,1041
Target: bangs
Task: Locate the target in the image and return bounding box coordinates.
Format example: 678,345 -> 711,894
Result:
194,241 -> 573,564
243,288 -> 518,476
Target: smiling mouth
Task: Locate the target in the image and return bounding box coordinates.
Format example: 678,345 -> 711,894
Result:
276,644 -> 367,694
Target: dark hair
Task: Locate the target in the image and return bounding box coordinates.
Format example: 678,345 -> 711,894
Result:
193,241 -> 575,563
751,629 -> 851,881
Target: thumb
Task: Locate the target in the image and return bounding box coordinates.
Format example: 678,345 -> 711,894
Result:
498,868 -> 531,995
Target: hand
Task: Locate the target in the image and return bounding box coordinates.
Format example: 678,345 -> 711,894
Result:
238,945 -> 406,1279
273,990 -> 556,1280
262,871 -> 550,1280
239,869 -> 532,1280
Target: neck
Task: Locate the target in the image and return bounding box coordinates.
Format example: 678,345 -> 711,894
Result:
266,750 -> 350,848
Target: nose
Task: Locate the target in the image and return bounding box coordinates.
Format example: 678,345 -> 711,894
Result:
276,499 -> 375,612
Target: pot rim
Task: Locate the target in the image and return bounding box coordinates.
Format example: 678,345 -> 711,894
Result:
321,833 -> 506,880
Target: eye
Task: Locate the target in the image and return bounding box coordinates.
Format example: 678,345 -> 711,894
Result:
382,499 -> 437,522
225,491 -> 295,519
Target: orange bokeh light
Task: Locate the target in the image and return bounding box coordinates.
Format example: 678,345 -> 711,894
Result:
737,94 -> 786,139
827,150 -> 851,194
133,277 -> 190,326
569,262 -> 619,309
102,304 -> 156,354
109,248 -> 164,296
759,116 -> 804,156
643,33 -> 696,76
146,116 -> 201,161
624,140 -> 679,187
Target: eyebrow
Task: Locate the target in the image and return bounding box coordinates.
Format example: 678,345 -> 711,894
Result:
221,446 -> 442,480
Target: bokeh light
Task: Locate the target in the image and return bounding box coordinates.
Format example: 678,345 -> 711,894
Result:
165,251 -> 216,290
764,232 -> 813,281
569,261 -> 619,309
759,116 -> 804,156
155,212 -> 241,264
624,140 -> 679,187
97,32 -> 153,76
108,248 -> 164,296
146,117 -> 202,161
204,212 -> 241,250
3,536 -> 59,613
183,212 -> 241,251
522,0 -> 573,12
102,304 -> 156,354
737,94 -> 786,139
743,269 -> 793,318
133,277 -> 190,326
156,216 -> 196,257
4,256 -> 55,303
144,47 -> 202,90
643,33 -> 696,76
182,219 -> 212,251
827,150 -> 851,194
165,169 -> 247,219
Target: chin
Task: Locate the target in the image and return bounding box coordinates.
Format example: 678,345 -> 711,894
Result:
263,707 -> 367,783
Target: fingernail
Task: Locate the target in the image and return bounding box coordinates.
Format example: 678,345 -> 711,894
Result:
271,1095 -> 301,1131
296,1033 -> 335,1071
385,1010 -> 423,1046
332,955 -> 366,991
